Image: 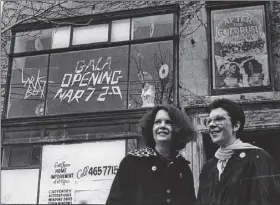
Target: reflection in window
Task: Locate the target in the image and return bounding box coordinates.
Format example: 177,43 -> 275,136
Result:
111,19 -> 130,42
132,14 -> 173,40
7,55 -> 48,118
72,24 -> 109,45
129,41 -> 173,108
47,46 -> 129,114
2,147 -> 10,167
14,29 -> 53,53
30,146 -> 41,165
51,27 -> 71,49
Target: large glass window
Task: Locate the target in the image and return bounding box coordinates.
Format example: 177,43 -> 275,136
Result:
7,55 -> 48,118
47,46 -> 129,114
7,11 -> 177,118
129,41 -> 173,108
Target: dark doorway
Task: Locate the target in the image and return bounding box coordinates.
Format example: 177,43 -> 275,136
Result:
203,129 -> 280,170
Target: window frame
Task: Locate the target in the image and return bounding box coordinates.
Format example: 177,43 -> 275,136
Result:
1,144 -> 42,169
3,4 -> 180,119
206,1 -> 274,95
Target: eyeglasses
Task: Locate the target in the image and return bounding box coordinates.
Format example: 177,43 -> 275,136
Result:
204,115 -> 231,127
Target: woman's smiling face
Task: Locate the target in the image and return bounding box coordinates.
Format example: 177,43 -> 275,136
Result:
153,109 -> 173,144
207,108 -> 236,147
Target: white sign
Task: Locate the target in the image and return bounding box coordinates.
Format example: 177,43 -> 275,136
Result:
1,169 -> 39,204
39,140 -> 126,204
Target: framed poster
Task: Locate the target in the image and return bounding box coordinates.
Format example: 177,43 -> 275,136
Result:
211,5 -> 271,91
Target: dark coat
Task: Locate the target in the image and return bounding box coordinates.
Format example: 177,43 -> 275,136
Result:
196,148 -> 280,205
106,147 -> 196,205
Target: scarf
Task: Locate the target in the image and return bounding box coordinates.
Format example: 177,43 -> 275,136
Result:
215,139 -> 262,180
215,139 -> 261,161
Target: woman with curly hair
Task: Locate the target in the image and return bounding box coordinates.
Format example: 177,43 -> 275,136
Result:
106,105 -> 196,205
219,62 -> 243,88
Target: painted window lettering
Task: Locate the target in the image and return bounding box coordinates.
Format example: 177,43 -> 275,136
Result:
53,56 -> 123,103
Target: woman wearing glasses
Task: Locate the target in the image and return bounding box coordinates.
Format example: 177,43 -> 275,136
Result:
196,98 -> 280,205
106,105 -> 196,205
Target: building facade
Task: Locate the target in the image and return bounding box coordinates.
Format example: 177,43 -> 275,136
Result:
1,1 -> 280,204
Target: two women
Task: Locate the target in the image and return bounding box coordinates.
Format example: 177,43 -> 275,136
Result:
106,105 -> 196,205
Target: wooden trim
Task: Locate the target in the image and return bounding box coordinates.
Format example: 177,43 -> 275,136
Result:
264,2 -> 275,90
206,1 -> 265,10
2,107 -> 148,127
2,132 -> 141,145
173,10 -> 180,107
206,5 -> 212,95
211,87 -> 273,95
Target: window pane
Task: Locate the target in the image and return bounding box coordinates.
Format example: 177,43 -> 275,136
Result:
7,55 -> 48,118
51,27 -> 71,49
31,146 -> 41,166
129,41 -> 173,108
14,29 -> 53,53
72,24 -> 109,45
9,146 -> 30,167
2,147 -> 10,167
46,46 -> 129,114
111,19 -> 130,42
131,14 -> 173,40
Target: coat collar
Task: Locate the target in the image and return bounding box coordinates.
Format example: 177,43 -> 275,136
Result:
128,147 -> 157,157
128,147 -> 190,164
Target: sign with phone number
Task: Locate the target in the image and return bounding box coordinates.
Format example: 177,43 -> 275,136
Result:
77,165 -> 119,179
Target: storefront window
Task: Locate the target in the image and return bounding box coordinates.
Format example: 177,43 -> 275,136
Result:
6,11 -> 177,118
210,5 -> 271,92
7,55 -> 48,118
129,41 -> 173,108
47,46 -> 129,114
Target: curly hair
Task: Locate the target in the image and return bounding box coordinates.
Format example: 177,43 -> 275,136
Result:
228,62 -> 242,80
139,105 -> 195,154
243,59 -> 263,76
209,99 -> 245,135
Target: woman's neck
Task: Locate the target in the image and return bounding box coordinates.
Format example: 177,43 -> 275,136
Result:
155,144 -> 171,158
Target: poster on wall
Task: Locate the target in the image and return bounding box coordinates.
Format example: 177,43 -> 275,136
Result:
38,140 -> 126,204
211,5 -> 270,90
